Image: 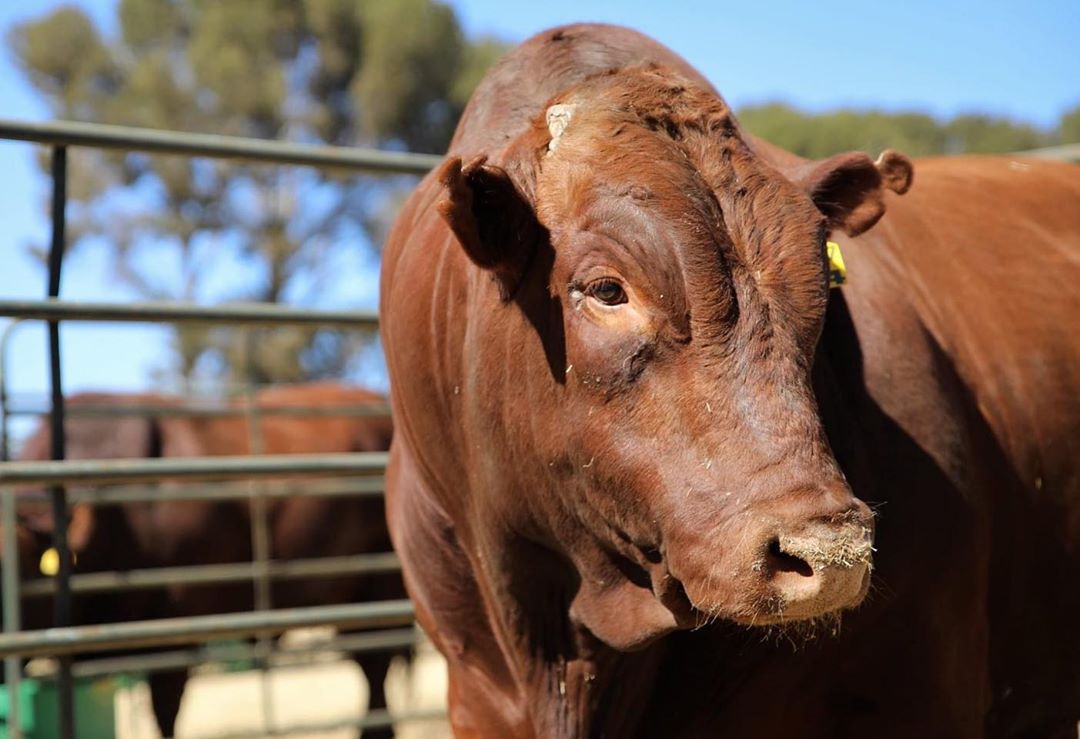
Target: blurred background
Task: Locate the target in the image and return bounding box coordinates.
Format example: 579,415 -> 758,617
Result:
0,2 -> 1076,737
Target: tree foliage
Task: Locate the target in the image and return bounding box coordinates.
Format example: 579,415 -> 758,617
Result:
1058,105 -> 1080,146
736,102 -> 1075,159
9,0 -> 505,386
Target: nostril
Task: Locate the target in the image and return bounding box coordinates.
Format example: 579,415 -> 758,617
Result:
766,538 -> 814,578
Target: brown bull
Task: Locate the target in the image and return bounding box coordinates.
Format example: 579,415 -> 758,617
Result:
9,382 -> 402,739
380,23 -> 1080,738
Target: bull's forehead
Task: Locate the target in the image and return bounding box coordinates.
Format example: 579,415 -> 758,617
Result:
537,132 -> 829,358
537,120 -> 824,282
537,105 -> 823,241
537,123 -> 720,244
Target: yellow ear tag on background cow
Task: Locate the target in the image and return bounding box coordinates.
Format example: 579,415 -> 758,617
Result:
39,547 -> 76,575
827,241 -> 847,288
40,547 -> 60,576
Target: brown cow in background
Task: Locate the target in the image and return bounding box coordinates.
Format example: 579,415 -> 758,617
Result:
9,382 -> 402,739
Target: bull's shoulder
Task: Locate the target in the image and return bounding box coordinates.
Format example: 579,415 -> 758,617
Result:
907,155 -> 1080,216
877,155 -> 1079,342
849,155 -> 1079,501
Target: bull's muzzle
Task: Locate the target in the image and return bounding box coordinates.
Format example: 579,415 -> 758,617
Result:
761,511 -> 874,621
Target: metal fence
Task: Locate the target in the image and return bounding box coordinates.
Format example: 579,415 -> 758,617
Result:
0,117 -> 442,739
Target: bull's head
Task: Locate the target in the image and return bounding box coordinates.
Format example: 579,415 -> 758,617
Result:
436,67 -> 912,649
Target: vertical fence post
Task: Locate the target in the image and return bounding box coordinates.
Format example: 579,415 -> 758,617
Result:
0,319 -> 21,738
242,329 -> 277,733
2,485 -> 23,739
47,144 -> 76,739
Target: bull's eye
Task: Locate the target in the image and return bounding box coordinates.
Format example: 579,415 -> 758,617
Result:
586,278 -> 627,306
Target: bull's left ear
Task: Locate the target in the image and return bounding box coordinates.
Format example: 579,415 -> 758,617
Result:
436,155 -> 541,300
796,149 -> 914,237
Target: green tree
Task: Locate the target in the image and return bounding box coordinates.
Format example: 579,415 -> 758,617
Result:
9,0 -> 505,386
737,102 -> 1056,158
943,114 -> 1045,154
1058,105 -> 1080,145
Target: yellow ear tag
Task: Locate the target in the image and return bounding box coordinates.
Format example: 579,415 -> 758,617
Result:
40,547 -> 60,576
827,241 -> 847,288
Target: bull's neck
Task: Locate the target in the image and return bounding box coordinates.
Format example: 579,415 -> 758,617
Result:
523,641 -> 666,739
462,532 -> 663,739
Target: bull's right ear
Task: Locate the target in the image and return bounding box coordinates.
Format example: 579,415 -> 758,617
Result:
437,155 -> 540,300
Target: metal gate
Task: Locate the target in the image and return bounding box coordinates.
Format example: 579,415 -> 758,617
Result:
0,118 -> 445,738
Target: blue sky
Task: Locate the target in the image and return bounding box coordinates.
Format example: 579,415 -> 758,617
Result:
451,0 -> 1079,126
0,0 -> 1077,436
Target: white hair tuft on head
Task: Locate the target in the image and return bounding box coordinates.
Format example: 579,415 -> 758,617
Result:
545,104 -> 576,155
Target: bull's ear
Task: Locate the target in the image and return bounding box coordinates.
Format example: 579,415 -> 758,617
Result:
436,155 -> 540,300
797,149 -> 914,237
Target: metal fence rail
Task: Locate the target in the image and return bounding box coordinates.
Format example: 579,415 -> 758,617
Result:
1018,142 -> 1080,162
0,600 -> 415,659
31,628 -> 422,680
4,401 -> 393,419
63,476 -> 388,505
0,299 -> 379,328
0,452 -> 387,485
0,118 -> 442,173
21,552 -> 403,597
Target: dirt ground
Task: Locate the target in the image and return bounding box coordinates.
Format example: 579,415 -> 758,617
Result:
113,631 -> 451,739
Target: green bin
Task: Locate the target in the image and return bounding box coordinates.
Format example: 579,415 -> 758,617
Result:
0,677 -> 119,739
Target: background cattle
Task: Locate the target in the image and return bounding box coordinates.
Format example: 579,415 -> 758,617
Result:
8,382 -> 403,739
380,23 -> 1080,739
